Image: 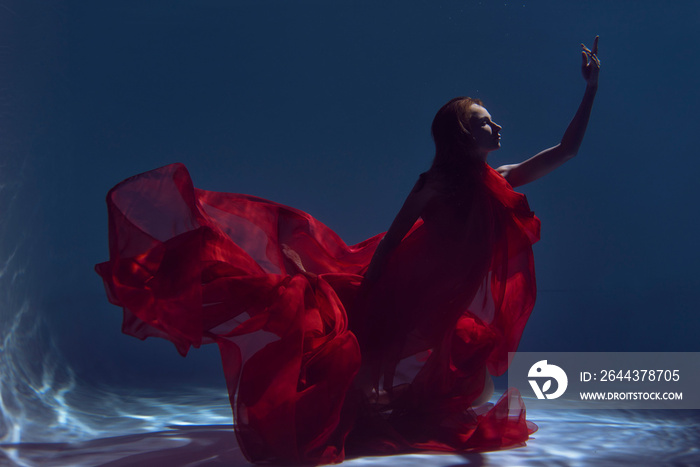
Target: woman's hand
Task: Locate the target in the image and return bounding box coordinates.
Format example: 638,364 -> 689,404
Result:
498,36 -> 600,187
581,36 -> 600,87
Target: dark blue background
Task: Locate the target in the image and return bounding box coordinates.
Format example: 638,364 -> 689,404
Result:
6,0 -> 700,392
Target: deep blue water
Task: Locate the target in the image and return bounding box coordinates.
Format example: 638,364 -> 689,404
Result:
3,1 -> 700,465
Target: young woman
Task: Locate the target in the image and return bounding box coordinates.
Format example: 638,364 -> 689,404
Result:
97,37 -> 599,464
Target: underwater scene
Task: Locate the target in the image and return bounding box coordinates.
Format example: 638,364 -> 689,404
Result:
3,1 -> 700,465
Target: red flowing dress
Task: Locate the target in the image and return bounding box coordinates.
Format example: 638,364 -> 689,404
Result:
96,162 -> 540,464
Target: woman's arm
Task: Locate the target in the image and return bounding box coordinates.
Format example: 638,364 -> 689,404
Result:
363,175 -> 434,283
498,36 -> 600,188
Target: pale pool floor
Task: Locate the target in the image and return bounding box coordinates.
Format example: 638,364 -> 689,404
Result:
2,396 -> 698,466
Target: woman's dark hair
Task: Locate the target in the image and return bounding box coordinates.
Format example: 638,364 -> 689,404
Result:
430,97 -> 483,170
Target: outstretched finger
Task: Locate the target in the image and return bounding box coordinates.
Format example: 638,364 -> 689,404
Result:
581,43 -> 592,56
592,35 -> 599,56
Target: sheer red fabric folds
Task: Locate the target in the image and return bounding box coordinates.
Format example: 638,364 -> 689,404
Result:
96,163 -> 539,464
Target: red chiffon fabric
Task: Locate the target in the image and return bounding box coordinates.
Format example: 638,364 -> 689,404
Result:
96,162 -> 540,464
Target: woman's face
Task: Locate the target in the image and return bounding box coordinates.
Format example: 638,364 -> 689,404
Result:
467,104 -> 502,155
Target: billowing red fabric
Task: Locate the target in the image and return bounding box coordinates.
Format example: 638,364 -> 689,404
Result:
96,162 -> 539,464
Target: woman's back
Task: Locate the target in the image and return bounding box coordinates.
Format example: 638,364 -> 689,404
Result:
354,161 -> 539,389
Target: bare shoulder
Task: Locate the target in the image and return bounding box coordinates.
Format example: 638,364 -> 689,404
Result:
495,163 -> 519,180
381,172 -> 437,245
409,172 -> 440,205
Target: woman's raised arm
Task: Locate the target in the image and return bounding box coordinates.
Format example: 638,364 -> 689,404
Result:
497,36 -> 600,188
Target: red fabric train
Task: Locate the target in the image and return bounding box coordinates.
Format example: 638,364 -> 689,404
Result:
96,162 -> 539,464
